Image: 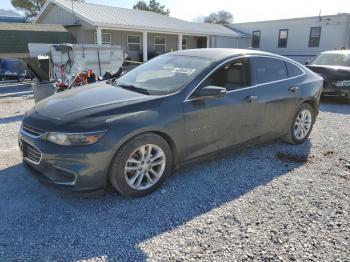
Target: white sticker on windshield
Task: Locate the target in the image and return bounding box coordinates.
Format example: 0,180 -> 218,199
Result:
172,68 -> 196,75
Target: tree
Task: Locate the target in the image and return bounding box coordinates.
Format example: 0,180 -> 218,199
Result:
11,0 -> 83,20
203,10 -> 233,24
133,0 -> 170,16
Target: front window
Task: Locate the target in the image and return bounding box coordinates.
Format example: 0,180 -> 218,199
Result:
154,36 -> 166,54
310,53 -> 350,67
115,55 -> 212,95
198,58 -> 250,92
309,27 -> 321,47
252,31 -> 260,48
278,29 -> 288,48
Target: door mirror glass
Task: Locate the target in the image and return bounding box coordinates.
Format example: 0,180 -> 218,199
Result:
198,86 -> 226,99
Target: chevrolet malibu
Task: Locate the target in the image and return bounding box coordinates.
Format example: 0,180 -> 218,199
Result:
19,49 -> 323,197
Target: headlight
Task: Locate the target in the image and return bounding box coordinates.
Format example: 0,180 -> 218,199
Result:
333,80 -> 350,87
46,131 -> 106,146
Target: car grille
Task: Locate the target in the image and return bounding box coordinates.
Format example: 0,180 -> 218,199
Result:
22,141 -> 42,164
22,124 -> 46,137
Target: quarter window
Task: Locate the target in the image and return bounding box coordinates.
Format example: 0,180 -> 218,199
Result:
250,57 -> 288,85
286,62 -> 303,77
128,35 -> 141,52
198,58 -> 250,92
309,27 -> 321,47
155,36 -> 166,53
252,31 -> 261,48
278,29 -> 288,48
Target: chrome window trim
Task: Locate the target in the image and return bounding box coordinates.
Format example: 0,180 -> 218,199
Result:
184,55 -> 306,102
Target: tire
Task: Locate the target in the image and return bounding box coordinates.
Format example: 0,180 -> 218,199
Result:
109,133 -> 173,197
282,103 -> 315,144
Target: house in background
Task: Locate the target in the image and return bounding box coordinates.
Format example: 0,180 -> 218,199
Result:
229,14 -> 350,63
33,0 -> 250,62
0,9 -> 26,23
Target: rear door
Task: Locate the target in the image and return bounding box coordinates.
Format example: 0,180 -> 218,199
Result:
249,56 -> 303,136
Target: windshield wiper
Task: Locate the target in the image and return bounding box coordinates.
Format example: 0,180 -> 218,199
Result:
116,84 -> 150,95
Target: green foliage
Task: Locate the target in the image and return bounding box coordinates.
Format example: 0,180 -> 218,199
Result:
11,0 -> 46,19
204,10 -> 233,24
11,0 -> 83,20
133,0 -> 170,16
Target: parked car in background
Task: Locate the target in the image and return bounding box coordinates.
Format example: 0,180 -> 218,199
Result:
305,50 -> 350,102
0,58 -> 31,82
19,49 -> 323,197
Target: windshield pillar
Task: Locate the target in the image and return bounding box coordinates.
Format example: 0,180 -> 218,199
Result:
143,31 -> 148,62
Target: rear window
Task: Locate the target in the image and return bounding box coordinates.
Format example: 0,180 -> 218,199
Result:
286,62 -> 303,77
250,57 -> 288,85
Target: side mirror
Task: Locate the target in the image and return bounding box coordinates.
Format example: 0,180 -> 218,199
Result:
305,60 -> 310,65
198,86 -> 227,99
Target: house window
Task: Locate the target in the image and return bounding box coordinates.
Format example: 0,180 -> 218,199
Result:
309,27 -> 321,47
155,36 -> 166,53
182,38 -> 188,50
94,32 -> 112,45
128,35 -> 141,52
251,31 -> 260,48
278,29 -> 288,48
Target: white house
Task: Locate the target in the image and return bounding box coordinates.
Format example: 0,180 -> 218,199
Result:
229,14 -> 350,63
34,0 -> 249,62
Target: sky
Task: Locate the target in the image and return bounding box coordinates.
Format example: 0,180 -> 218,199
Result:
1,0 -> 350,23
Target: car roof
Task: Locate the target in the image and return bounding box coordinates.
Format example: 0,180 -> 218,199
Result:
168,48 -> 282,61
320,50 -> 350,55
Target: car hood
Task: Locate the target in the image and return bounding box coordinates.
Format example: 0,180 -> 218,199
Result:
306,65 -> 350,82
34,82 -> 161,122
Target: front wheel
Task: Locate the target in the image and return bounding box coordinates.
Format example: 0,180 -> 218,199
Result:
109,133 -> 173,197
282,103 -> 315,144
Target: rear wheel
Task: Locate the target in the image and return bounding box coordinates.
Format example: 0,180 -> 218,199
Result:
109,133 -> 172,197
282,103 -> 315,144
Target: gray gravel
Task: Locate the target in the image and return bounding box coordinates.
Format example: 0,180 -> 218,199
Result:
0,91 -> 349,261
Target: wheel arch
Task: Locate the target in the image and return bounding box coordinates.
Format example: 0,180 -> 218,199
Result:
107,128 -> 179,183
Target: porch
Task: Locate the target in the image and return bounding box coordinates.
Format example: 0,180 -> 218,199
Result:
71,27 -> 210,63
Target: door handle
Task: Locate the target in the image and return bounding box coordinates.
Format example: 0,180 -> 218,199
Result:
288,86 -> 299,93
246,95 -> 258,103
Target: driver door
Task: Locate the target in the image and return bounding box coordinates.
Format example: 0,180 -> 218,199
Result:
182,58 -> 262,160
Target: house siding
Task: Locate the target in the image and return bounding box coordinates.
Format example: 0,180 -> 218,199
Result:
230,14 -> 350,63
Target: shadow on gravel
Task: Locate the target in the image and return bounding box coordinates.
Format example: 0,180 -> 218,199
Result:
0,140 -> 311,261
0,115 -> 24,124
320,98 -> 350,115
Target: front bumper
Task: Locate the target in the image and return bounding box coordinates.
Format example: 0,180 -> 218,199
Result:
18,128 -> 114,192
322,85 -> 350,98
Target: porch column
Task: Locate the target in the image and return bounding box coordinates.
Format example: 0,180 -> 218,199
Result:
207,36 -> 210,48
177,34 -> 183,51
143,31 -> 148,62
96,27 -> 102,45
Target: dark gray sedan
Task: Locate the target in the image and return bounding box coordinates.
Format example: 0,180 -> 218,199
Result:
19,49 -> 323,197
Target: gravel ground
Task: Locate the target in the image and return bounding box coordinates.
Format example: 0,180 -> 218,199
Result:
0,90 -> 349,261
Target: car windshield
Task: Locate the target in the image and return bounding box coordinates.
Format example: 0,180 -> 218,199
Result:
114,55 -> 212,95
311,53 -> 350,67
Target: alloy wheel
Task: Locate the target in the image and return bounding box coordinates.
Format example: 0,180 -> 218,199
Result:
124,144 -> 166,190
293,109 -> 312,140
